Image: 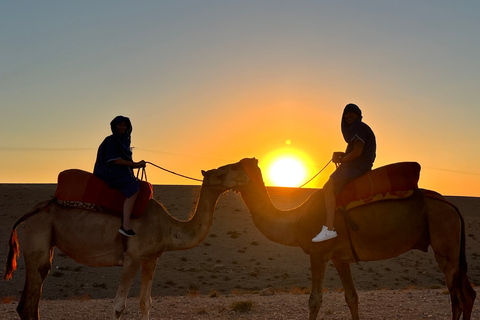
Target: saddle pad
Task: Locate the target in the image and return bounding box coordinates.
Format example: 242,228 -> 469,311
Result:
55,169 -> 153,217
336,162 -> 420,208
342,189 -> 414,211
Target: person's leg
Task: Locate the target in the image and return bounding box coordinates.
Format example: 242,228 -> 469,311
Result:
312,178 -> 338,242
117,177 -> 140,237
312,162 -> 372,243
324,180 -> 336,231
122,191 -> 138,231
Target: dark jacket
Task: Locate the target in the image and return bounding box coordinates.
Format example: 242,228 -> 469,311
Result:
93,116 -> 135,183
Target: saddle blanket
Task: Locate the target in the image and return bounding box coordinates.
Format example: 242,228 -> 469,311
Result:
336,162 -> 421,210
54,169 -> 153,217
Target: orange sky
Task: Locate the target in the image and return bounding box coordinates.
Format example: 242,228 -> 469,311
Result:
2,2 -> 480,197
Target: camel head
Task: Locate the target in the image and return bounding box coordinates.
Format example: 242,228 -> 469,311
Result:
215,158 -> 263,192
201,162 -> 249,191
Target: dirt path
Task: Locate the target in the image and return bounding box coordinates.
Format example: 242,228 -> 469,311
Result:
2,288 -> 480,319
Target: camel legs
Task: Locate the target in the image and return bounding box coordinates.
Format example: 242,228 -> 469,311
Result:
113,255 -> 141,319
308,254 -> 328,320
432,249 -> 464,320
17,224 -> 54,320
460,273 -> 476,320
432,248 -> 476,320
428,205 -> 476,320
139,258 -> 159,320
333,260 -> 359,320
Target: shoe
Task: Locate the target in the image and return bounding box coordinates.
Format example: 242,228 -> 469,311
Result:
312,226 -> 337,242
119,226 -> 136,237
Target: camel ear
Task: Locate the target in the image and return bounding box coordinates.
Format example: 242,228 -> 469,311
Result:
201,170 -> 206,177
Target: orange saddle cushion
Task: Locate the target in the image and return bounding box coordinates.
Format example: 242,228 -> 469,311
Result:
54,169 -> 153,217
336,162 -> 421,208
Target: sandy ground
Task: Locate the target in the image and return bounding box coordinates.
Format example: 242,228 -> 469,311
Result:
1,184 -> 480,319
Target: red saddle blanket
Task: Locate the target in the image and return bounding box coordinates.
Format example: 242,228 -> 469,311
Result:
336,162 -> 421,209
54,169 -> 153,217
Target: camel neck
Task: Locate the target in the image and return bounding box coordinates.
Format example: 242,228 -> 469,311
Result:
166,186 -> 222,251
240,182 -> 300,247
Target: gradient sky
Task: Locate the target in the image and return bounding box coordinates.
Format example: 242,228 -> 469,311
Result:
2,1 -> 480,196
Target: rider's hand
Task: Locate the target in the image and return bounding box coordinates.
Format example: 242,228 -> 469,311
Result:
332,152 -> 344,164
135,160 -> 147,168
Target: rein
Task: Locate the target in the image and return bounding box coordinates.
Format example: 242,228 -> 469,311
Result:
297,159 -> 332,188
136,166 -> 148,181
143,161 -> 203,182
266,159 -> 333,196
139,158 -> 333,188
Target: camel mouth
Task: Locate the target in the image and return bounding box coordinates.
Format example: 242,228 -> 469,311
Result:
201,165 -> 249,189
223,171 -> 249,190
230,176 -> 249,192
231,186 -> 243,193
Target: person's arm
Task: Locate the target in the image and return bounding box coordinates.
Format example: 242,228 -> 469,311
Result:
112,159 -> 146,168
340,139 -> 364,163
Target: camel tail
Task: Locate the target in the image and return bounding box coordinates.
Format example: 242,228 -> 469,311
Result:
423,189 -> 469,273
4,200 -> 53,281
442,194 -> 469,275
4,228 -> 20,281
457,210 -> 468,275
422,189 -> 468,272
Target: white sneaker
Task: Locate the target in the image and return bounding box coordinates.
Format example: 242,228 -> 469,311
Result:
312,226 -> 337,242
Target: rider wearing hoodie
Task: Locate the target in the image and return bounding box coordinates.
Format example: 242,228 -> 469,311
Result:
94,115 -> 146,237
312,104 -> 376,242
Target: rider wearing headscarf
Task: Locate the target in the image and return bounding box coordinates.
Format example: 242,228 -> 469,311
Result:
94,116 -> 146,237
94,116 -> 139,196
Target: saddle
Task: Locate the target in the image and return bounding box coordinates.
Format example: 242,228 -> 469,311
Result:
54,169 -> 153,217
336,162 -> 421,211
335,162 -> 421,263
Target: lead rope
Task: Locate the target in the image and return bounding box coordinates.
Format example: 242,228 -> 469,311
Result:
297,159 -> 332,189
141,159 -> 332,191
136,166 -> 148,181
144,161 -> 203,182
267,159 -> 333,196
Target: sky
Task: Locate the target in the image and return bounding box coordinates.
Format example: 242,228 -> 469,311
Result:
1,1 -> 480,196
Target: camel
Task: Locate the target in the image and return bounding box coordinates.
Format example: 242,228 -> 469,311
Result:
4,164 -> 249,320
225,158 -> 476,320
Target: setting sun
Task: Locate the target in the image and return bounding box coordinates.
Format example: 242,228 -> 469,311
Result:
268,157 -> 306,187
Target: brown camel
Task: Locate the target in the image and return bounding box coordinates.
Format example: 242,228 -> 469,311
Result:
4,164 -> 249,320
226,158 -> 476,320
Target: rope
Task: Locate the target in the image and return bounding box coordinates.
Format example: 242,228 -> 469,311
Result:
143,159 -> 332,188
145,161 -> 203,182
136,166 -> 148,181
297,159 -> 332,188
267,159 -> 333,196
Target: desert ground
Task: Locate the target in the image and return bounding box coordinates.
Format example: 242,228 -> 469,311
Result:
1,183 -> 480,319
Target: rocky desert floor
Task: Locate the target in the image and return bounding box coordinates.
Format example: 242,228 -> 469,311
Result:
1,184 -> 480,319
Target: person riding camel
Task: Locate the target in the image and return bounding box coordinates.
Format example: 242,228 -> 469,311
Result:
312,103 -> 376,242
94,115 -> 146,237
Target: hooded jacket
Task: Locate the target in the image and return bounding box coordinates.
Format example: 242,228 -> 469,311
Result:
93,116 -> 135,183
341,104 -> 376,168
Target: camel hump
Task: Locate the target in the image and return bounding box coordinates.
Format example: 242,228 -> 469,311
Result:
55,169 -> 153,217
336,162 -> 421,208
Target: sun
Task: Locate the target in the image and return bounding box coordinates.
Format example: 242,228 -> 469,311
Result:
268,157 -> 306,187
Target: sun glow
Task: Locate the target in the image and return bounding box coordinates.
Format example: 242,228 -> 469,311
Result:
268,157 -> 306,187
